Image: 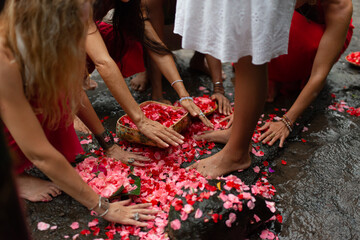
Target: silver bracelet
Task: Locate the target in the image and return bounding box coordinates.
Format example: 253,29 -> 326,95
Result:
179,96 -> 193,103
98,208 -> 109,217
171,79 -> 183,87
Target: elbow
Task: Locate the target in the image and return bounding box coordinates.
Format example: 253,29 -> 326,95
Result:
94,57 -> 115,77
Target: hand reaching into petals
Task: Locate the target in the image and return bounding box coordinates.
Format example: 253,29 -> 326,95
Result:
258,121 -> 290,147
211,93 -> 232,116
219,114 -> 234,129
103,200 -> 159,227
180,99 -> 214,128
136,117 -> 184,148
105,145 -> 150,167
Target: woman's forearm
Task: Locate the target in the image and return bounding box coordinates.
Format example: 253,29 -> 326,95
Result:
95,59 -> 145,124
33,152 -> 98,209
285,0 -> 352,124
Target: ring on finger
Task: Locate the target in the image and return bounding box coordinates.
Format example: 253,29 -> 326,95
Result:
270,133 -> 275,138
199,111 -> 206,118
128,158 -> 135,164
133,212 -> 140,221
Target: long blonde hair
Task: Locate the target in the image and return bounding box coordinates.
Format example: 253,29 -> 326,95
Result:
0,0 -> 89,129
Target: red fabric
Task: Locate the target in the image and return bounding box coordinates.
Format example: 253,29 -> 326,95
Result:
87,22 -> 146,78
4,114 -> 83,174
268,10 -> 354,96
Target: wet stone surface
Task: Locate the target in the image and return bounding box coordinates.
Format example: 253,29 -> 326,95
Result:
26,3 -> 359,240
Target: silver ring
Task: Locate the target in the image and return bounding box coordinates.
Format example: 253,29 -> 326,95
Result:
133,212 -> 140,221
199,111 -> 206,118
128,158 -> 135,164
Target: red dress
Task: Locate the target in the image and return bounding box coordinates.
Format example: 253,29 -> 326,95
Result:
268,6 -> 354,96
4,114 -> 83,174
87,22 -> 146,78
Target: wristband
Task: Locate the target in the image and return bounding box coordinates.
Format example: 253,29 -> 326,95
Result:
94,129 -> 114,150
280,117 -> 293,132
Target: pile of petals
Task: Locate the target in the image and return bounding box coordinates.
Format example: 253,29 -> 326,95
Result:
76,157 -> 138,198
72,98 -> 280,239
328,99 -> 360,117
345,51 -> 360,66
119,103 -> 187,129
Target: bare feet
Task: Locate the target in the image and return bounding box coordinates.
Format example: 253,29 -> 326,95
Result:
130,71 -> 148,92
16,173 -> 61,202
189,150 -> 251,179
194,128 -> 231,144
74,116 -> 91,134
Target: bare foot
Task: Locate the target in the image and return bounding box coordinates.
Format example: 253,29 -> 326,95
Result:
194,128 -> 231,144
74,116 -> 91,134
189,150 -> 251,179
16,173 -> 61,202
130,71 -> 148,92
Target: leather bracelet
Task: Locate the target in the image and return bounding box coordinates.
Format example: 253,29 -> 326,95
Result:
213,81 -> 225,95
94,129 -> 114,150
280,117 -> 293,132
283,114 -> 293,127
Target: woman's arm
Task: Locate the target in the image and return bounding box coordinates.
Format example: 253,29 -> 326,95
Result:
259,0 -> 352,147
77,90 -> 150,166
0,53 -> 99,210
0,53 -> 157,226
141,12 -> 213,127
86,20 -> 184,147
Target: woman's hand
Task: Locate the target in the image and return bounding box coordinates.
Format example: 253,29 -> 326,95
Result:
103,199 -> 159,227
258,121 -> 290,147
180,99 -> 214,128
105,145 -> 151,167
136,117 -> 184,148
211,93 -> 232,116
219,114 -> 234,129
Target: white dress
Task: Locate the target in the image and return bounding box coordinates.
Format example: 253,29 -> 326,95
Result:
174,0 -> 296,65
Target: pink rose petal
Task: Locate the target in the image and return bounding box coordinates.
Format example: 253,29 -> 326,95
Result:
37,222 -> 50,231
170,219 -> 181,230
70,222 -> 79,230
195,208 -> 203,219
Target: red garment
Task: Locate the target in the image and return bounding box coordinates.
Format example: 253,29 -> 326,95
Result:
4,114 -> 83,174
87,22 -> 146,78
268,10 -> 354,96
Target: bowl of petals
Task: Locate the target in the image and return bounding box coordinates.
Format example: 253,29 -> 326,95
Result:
116,101 -> 190,146
345,52 -> 360,67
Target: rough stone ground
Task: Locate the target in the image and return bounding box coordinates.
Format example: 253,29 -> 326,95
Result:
26,3 -> 360,240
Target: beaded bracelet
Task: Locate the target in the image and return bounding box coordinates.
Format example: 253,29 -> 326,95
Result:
171,79 -> 183,87
280,117 -> 293,132
179,96 -> 193,103
94,129 -> 114,150
282,114 -> 293,127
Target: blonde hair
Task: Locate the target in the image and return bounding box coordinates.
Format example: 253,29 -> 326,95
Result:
0,0 -> 89,129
